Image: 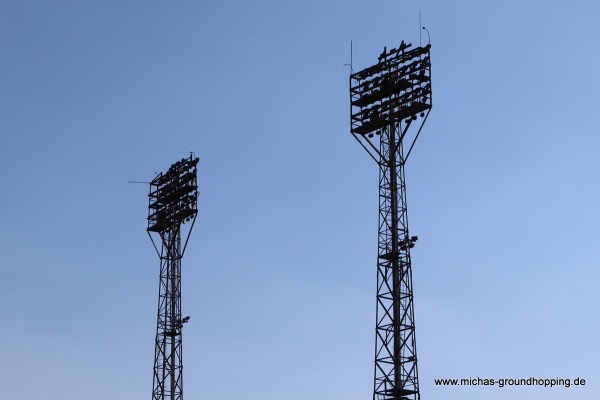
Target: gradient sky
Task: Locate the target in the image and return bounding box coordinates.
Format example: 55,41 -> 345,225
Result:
1,1 -> 598,399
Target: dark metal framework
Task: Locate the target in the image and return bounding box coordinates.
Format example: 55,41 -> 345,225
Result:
147,154 -> 199,400
350,42 -> 432,400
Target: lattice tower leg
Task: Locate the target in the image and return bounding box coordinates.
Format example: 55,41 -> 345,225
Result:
373,122 -> 420,400
152,226 -> 184,400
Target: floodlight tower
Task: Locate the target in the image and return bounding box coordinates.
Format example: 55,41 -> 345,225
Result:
147,154 -> 199,400
349,41 -> 432,400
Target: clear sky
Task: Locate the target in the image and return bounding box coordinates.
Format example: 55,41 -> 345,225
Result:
1,1 -> 598,399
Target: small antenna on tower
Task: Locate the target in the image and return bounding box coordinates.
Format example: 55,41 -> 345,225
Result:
419,11 -> 422,47
345,40 -> 354,73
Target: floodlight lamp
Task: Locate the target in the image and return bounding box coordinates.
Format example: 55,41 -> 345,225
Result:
410,236 -> 418,242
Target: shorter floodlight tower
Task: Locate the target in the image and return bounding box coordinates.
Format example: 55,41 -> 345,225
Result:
147,154 -> 199,400
350,41 -> 432,400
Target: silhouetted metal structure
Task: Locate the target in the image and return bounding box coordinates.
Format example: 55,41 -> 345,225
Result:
349,41 -> 432,400
147,154 -> 199,400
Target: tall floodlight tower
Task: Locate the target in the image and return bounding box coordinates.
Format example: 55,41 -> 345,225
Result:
350,41 -> 432,400
147,154 -> 200,400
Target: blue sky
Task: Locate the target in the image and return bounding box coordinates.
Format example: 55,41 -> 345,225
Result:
1,1 -> 598,399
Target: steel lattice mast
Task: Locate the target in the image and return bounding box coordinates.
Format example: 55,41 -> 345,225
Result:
349,41 -> 432,400
147,155 -> 199,400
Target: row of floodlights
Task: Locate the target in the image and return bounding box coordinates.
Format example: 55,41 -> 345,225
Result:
147,205 -> 198,232
363,111 -> 428,138
149,194 -> 198,216
351,57 -> 431,97
152,157 -> 199,187
351,43 -> 431,82
351,75 -> 430,109
353,86 -> 431,119
351,100 -> 431,136
150,172 -> 198,204
148,189 -> 198,222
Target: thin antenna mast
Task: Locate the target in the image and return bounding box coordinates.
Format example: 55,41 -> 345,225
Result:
419,12 -> 422,46
345,40 -> 354,73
